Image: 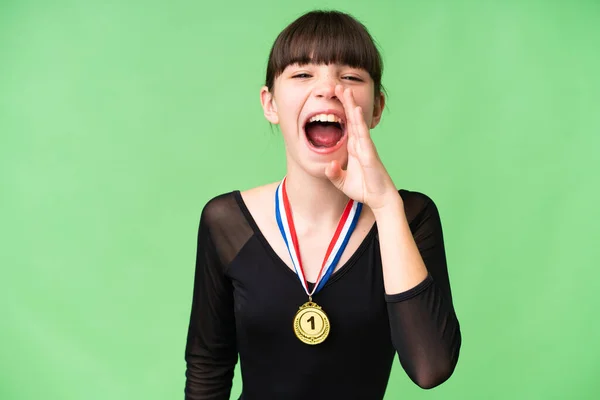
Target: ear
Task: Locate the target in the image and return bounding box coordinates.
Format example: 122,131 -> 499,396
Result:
260,86 -> 279,124
369,92 -> 385,129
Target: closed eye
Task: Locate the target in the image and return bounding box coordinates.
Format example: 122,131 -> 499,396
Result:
291,74 -> 363,81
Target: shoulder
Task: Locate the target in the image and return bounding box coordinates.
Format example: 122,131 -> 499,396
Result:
239,182 -> 279,204
238,181 -> 279,219
397,188 -> 441,224
199,190 -> 240,229
398,188 -> 435,208
199,181 -> 278,230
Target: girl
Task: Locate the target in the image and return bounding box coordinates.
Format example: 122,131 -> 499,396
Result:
184,10 -> 461,400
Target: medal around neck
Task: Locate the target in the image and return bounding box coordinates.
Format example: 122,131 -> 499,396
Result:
275,177 -> 362,345
294,299 -> 330,345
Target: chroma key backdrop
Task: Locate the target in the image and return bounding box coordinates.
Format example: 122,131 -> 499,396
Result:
1,0 -> 599,399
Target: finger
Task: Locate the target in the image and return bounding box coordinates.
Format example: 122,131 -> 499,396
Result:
335,85 -> 351,122
334,85 -> 353,142
348,120 -> 360,154
347,90 -> 368,144
343,87 -> 367,134
335,84 -> 345,104
344,88 -> 360,144
351,105 -> 380,159
336,85 -> 354,138
325,160 -> 346,190
343,85 -> 357,108
350,106 -> 370,156
347,131 -> 358,156
336,84 -> 354,110
343,87 -> 358,128
354,106 -> 370,140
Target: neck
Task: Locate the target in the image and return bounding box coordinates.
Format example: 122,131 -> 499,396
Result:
282,167 -> 350,228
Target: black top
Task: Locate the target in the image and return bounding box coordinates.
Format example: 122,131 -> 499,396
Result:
184,189 -> 461,400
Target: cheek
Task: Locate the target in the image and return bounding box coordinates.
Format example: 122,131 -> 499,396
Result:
276,99 -> 303,129
278,109 -> 300,134
274,104 -> 302,142
352,87 -> 374,107
357,98 -> 375,124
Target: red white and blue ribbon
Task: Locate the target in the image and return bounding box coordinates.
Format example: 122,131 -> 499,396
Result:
275,177 -> 363,296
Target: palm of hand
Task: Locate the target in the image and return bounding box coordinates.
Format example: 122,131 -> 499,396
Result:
325,85 -> 397,210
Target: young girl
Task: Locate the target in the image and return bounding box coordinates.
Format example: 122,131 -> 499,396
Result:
184,10 -> 461,400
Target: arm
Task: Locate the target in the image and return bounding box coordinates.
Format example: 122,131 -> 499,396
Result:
374,192 -> 461,389
322,86 -> 461,388
184,208 -> 238,399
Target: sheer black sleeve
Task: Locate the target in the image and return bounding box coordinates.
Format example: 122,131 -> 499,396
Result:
184,202 -> 238,400
385,192 -> 462,389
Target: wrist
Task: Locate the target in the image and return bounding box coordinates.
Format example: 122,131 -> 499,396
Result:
372,192 -> 404,221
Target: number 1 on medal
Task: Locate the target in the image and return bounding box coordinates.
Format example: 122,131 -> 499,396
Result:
307,315 -> 315,330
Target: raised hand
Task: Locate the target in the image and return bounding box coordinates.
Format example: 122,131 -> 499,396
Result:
324,85 -> 399,211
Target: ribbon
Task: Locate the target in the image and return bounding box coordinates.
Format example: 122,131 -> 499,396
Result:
275,177 -> 362,297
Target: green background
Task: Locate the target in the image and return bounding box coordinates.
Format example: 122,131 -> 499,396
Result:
1,0 -> 599,399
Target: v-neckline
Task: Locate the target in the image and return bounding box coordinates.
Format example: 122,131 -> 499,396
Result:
233,189 -> 378,288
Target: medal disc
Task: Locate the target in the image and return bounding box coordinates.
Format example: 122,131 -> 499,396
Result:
293,301 -> 330,345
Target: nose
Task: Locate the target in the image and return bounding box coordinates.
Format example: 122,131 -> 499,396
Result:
313,75 -> 339,100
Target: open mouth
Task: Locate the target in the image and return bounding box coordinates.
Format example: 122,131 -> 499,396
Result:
303,113 -> 346,149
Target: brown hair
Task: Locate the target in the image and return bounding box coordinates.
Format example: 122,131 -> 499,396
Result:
265,10 -> 384,98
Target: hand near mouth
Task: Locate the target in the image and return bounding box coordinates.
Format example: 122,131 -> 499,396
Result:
324,85 -> 399,211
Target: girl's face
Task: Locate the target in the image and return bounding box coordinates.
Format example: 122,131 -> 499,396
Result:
261,62 -> 385,177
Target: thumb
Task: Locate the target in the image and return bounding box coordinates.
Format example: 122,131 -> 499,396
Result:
325,160 -> 346,190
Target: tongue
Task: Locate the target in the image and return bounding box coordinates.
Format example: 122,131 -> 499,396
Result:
305,124 -> 343,147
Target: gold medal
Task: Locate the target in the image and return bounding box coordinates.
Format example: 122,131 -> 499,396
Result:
293,300 -> 330,345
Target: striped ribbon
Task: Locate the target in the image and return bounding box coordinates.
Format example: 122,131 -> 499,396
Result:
275,177 -> 362,297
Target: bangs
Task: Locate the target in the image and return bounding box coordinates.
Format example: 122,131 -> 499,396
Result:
266,11 -> 383,94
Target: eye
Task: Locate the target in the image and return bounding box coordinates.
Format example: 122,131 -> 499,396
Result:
343,75 -> 363,82
292,73 -> 312,79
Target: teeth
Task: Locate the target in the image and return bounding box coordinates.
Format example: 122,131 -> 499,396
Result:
309,113 -> 342,123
